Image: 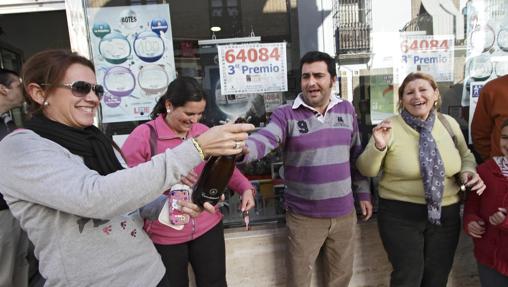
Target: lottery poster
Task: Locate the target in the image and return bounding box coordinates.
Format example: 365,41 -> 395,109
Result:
87,4 -> 176,123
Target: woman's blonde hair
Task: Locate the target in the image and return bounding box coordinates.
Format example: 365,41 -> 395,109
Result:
397,72 -> 441,112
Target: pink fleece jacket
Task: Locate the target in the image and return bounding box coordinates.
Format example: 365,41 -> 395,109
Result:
122,115 -> 253,244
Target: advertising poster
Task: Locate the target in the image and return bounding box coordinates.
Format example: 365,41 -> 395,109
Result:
461,0 -> 508,127
370,73 -> 395,124
87,4 -> 176,123
468,82 -> 485,144
396,34 -> 455,83
217,42 -> 287,95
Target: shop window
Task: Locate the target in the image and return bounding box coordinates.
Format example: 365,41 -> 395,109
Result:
85,0 -> 299,228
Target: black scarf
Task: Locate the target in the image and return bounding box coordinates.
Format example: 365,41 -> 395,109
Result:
24,115 -> 123,175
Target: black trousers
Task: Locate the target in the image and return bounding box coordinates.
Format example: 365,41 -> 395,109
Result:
377,199 -> 461,287
478,263 -> 508,287
155,221 -> 227,287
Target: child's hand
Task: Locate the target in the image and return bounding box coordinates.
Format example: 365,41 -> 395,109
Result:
489,208 -> 507,226
467,220 -> 485,238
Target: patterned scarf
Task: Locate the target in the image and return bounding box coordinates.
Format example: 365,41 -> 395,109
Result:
401,109 -> 445,225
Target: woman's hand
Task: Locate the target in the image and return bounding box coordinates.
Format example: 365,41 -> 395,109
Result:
240,189 -> 255,230
489,208 -> 507,225
195,123 -> 255,156
467,220 -> 485,238
240,189 -> 255,212
460,171 -> 486,195
180,170 -> 198,187
371,120 -> 392,151
178,200 -> 217,217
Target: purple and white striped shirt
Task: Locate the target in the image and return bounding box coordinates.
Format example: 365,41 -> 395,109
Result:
243,94 -> 370,218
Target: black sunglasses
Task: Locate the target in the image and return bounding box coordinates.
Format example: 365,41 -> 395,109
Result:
41,81 -> 105,100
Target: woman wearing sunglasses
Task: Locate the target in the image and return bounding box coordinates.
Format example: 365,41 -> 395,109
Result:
0,49 -> 254,286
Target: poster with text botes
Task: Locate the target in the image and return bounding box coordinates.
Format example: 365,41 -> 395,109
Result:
87,4 -> 176,123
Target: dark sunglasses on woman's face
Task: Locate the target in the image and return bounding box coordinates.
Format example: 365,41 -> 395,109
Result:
41,81 -> 104,100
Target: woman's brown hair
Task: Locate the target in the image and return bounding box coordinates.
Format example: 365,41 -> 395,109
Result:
21,49 -> 95,117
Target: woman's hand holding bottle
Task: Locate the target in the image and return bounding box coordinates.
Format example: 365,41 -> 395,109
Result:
195,123 -> 254,157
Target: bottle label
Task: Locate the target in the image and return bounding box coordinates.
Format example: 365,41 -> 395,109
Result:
200,191 -> 220,201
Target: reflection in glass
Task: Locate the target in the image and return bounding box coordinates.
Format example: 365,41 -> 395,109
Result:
497,27 -> 508,51
470,24 -> 495,53
495,60 -> 508,77
468,54 -> 493,81
214,81 -> 252,119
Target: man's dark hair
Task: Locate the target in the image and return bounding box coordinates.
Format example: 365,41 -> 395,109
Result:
0,68 -> 20,87
299,51 -> 336,78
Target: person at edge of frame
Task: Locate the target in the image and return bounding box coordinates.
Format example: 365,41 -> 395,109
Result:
464,118 -> 508,287
0,68 -> 31,287
0,49 -> 254,287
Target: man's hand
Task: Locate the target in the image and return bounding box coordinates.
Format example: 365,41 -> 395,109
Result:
360,200 -> 373,221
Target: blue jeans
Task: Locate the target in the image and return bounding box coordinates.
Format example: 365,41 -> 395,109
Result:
377,199 -> 461,287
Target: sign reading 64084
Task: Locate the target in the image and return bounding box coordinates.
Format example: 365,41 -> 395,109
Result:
224,47 -> 281,63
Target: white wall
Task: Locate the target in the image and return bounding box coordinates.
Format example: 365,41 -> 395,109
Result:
371,0 -> 412,34
297,0 -> 335,57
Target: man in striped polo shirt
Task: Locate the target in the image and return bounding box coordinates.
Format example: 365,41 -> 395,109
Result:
241,51 -> 372,287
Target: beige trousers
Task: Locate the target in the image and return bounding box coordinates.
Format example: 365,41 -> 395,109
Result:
285,210 -> 356,287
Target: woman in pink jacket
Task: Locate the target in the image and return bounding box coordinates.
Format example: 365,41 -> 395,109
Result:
122,76 -> 255,287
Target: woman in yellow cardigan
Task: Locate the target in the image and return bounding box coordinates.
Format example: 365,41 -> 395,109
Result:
357,72 -> 485,287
